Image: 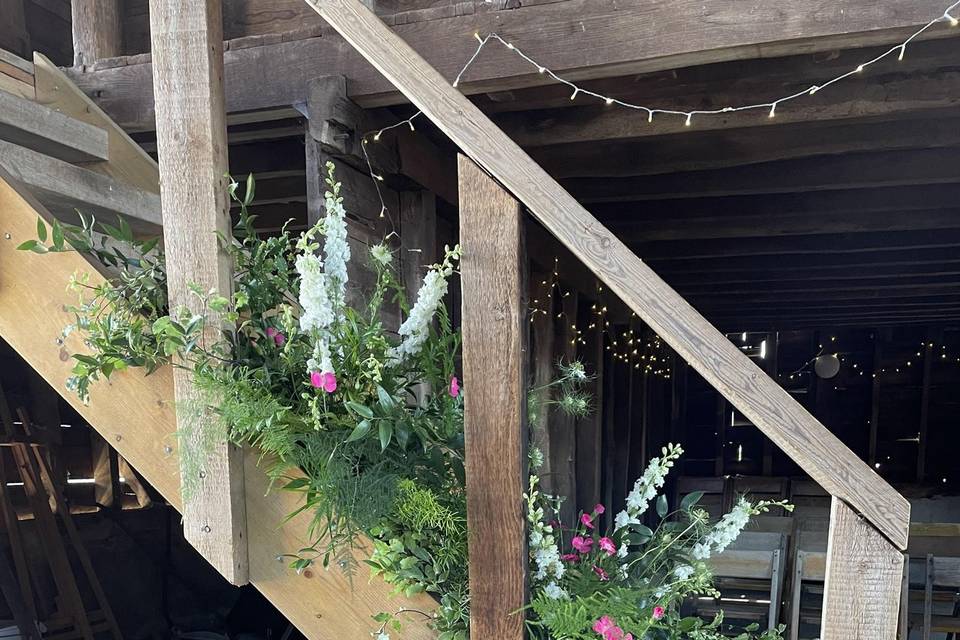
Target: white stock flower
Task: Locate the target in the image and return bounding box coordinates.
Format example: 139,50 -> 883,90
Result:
390,263 -> 451,362
543,581 -> 568,600
322,195 -> 350,311
296,253 -> 334,334
615,445 -> 682,532
693,497 -> 754,560
674,564 -> 695,580
307,338 -> 333,375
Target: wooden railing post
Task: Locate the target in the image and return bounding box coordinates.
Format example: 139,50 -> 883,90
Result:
459,155 -> 528,640
149,0 -> 248,585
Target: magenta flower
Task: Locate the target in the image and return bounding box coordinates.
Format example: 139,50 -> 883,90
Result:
310,371 -> 337,393
594,503 -> 605,515
592,565 -> 609,581
449,375 -> 460,398
571,536 -> 593,553
598,537 -> 617,556
652,606 -> 665,621
593,616 -> 616,636
581,512 -> 595,530
560,553 -> 579,563
265,327 -> 286,346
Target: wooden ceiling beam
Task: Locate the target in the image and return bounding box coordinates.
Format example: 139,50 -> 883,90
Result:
68,0 -> 955,131
565,148 -> 960,202
501,70 -> 960,148
538,115 -> 960,178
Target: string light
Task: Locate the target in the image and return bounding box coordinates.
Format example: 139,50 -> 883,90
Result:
358,0 -> 960,223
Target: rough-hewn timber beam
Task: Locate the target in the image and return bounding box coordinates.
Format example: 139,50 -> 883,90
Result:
69,0 -> 954,131
304,0 -> 911,554
71,0 -> 122,67
148,0 -> 248,585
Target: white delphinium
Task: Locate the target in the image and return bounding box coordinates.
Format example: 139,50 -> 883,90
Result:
673,564 -> 695,580
692,496 -> 753,560
321,190 -> 350,311
614,443 -> 683,533
295,252 -> 334,334
525,475 -> 566,598
306,338 -> 333,377
389,245 -> 461,363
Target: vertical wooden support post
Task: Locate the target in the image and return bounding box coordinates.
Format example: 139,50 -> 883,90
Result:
72,0 -> 122,66
459,155 -> 527,640
149,0 -> 248,585
821,497 -> 904,639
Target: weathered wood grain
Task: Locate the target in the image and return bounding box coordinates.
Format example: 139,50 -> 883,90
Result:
821,498 -> 904,640
74,0 -> 954,130
148,0 -> 248,585
72,0 -> 122,67
0,170 -> 437,639
32,52 -> 160,195
0,88 -> 109,163
0,139 -> 160,230
308,0 -> 910,551
459,155 -> 527,640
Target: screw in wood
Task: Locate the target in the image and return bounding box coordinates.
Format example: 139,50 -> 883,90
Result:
202,525 -> 211,533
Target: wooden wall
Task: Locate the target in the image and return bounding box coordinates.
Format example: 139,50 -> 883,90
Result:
0,0 -> 72,65
121,0 -> 478,55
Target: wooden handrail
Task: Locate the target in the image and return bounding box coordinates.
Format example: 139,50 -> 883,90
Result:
304,0 -> 909,552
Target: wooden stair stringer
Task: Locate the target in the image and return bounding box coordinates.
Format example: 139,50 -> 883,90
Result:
0,170 -> 436,639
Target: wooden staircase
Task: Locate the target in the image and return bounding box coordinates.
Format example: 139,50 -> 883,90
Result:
0,49 -> 433,639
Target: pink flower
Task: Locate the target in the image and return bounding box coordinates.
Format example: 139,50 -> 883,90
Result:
598,537 -> 617,556
571,536 -> 593,553
310,371 -> 337,393
580,513 -> 595,530
592,565 -> 609,581
594,503 -> 605,515
449,375 -> 460,397
560,553 -> 579,563
652,606 -> 665,621
593,616 -> 616,636
265,327 -> 286,346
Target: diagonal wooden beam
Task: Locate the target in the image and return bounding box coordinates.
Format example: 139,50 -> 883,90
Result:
305,0 -> 911,551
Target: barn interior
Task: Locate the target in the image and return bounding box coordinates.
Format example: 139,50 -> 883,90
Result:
0,1 -> 958,638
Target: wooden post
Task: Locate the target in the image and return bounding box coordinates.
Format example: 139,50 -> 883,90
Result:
148,0 -> 248,585
71,0 -> 122,67
459,155 -> 527,640
821,497 -> 904,640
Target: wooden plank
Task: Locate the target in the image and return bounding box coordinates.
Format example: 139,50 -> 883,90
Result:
148,0 -> 248,586
307,0 -> 910,550
0,168 -> 438,639
0,139 -> 161,231
0,89 -> 109,163
459,155 -> 526,640
72,0 -> 122,67
32,52 -> 159,195
0,70 -> 35,100
90,432 -> 120,509
821,498 -> 903,640
500,72 -> 960,147
73,0 -> 954,130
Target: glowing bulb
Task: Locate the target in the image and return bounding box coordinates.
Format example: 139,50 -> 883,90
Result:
856,64 -> 865,73
809,85 -> 820,95
947,12 -> 959,26
379,206 -> 387,218
898,44 -> 906,61
605,97 -> 614,105
647,110 -> 654,123
373,132 -> 382,142
570,87 -> 579,100
452,79 -> 459,88
506,42 -> 516,50
685,113 -> 693,127
768,103 -> 777,118
473,32 -> 482,43
408,121 -> 415,132
537,66 -> 546,74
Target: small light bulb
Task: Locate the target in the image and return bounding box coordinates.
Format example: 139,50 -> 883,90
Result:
408,121 -> 415,132
570,87 -> 579,100
373,132 -> 382,142
605,97 -> 614,105
473,32 -> 482,43
379,206 -> 387,218
506,42 -> 515,50
647,110 -> 654,123
947,12 -> 959,26
768,103 -> 777,118
685,113 -> 693,127
809,85 -> 820,95
856,64 -> 865,73
898,44 -> 906,61
537,66 -> 546,74
452,79 -> 459,88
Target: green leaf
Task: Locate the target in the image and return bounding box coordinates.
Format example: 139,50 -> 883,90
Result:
656,494 -> 668,518
345,419 -> 371,443
345,402 -> 374,419
16,240 -> 46,253
377,385 -> 395,410
36,218 -> 47,242
680,491 -> 704,511
244,173 -> 256,206
51,220 -> 64,251
379,421 -> 393,451
678,617 -> 700,632
283,477 -> 310,490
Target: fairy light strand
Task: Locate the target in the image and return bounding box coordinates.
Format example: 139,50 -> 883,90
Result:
360,0 -> 960,218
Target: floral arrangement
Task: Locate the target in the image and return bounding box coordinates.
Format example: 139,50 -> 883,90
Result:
22,163 -> 789,640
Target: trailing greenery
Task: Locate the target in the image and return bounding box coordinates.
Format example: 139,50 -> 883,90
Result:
24,164 -> 789,640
